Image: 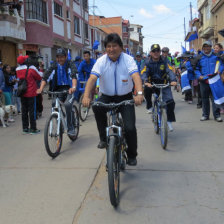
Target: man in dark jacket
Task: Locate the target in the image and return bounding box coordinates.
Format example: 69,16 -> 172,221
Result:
37,48 -> 78,136
144,44 -> 177,131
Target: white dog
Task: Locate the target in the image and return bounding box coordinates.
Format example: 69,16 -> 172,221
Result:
0,105 -> 17,127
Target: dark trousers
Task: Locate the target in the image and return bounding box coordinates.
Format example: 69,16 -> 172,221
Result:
21,96 -> 36,130
144,85 -> 153,109
52,87 -> 75,131
36,94 -> 43,113
185,89 -> 193,101
197,83 -> 202,106
144,86 -> 176,122
92,92 -> 138,159
200,81 -> 220,118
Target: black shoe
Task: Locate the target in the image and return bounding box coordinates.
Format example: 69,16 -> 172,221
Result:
127,157 -> 137,166
97,141 -> 107,149
197,104 -> 202,109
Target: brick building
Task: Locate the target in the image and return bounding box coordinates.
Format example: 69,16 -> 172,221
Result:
89,15 -> 131,50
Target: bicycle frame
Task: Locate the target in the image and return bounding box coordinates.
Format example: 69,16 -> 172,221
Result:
106,110 -> 122,145
50,97 -> 67,136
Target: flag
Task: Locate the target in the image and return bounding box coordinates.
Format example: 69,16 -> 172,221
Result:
92,40 -> 100,50
186,32 -> 198,42
67,49 -> 71,60
181,70 -> 191,93
208,74 -> 224,106
181,45 -> 186,54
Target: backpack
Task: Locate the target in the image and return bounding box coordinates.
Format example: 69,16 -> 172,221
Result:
17,66 -> 29,97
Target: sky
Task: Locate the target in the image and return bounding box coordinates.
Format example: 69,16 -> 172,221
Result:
89,0 -> 198,55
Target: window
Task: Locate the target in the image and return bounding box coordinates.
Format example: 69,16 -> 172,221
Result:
137,27 -> 141,33
74,16 -> 80,35
54,2 -> 63,17
66,10 -> 70,19
83,0 -> 88,10
122,27 -> 128,33
26,0 -> 48,23
129,28 -> 134,32
84,23 -> 88,39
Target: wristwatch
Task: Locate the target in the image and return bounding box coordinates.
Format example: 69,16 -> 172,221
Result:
137,91 -> 143,95
72,86 -> 76,89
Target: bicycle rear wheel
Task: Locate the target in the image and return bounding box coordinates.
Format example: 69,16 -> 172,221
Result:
160,109 -> 168,149
68,105 -> 79,141
107,136 -> 120,207
44,114 -> 63,158
79,94 -> 89,121
152,105 -> 159,134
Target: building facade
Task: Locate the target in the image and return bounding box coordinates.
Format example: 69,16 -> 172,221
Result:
129,24 -> 144,56
0,3 -> 26,66
0,0 -> 90,67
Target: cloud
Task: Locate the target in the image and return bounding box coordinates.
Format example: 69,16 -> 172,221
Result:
153,4 -> 172,14
139,8 -> 154,18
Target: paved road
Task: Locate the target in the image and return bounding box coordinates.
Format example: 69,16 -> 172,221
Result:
0,92 -> 224,224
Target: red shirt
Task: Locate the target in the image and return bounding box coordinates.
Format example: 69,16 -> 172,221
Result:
16,65 -> 42,97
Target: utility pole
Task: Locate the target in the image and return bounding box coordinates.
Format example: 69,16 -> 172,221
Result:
190,2 -> 193,31
184,17 -> 186,49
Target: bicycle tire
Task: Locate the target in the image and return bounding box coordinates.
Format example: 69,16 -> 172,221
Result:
107,136 -> 120,207
44,113 -> 63,158
79,94 -> 89,121
68,105 -> 79,141
160,109 -> 168,149
152,105 -> 159,134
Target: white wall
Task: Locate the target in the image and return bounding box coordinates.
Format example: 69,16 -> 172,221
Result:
73,2 -> 81,15
67,21 -> 71,39
53,17 -> 64,36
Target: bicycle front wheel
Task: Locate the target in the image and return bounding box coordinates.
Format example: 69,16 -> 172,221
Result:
160,109 -> 168,149
68,105 -> 79,141
79,94 -> 89,121
44,114 -> 63,158
152,105 -> 159,134
107,136 -> 120,207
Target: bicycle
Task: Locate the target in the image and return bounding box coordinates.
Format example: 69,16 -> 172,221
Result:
92,100 -> 134,208
44,90 -> 79,158
78,81 -> 90,121
151,83 -> 170,149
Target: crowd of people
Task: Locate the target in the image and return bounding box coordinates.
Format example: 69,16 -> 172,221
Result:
0,33 -> 224,165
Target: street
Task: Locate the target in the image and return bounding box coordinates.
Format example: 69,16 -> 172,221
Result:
1,91 -> 224,224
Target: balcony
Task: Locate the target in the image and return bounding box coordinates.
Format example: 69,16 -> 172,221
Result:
0,7 -> 26,41
198,18 -> 214,38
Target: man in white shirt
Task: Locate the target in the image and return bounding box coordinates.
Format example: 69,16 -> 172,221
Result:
82,33 -> 143,166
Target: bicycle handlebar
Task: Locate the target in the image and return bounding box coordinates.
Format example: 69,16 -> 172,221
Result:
43,90 -> 69,95
151,83 -> 170,89
92,100 -> 135,109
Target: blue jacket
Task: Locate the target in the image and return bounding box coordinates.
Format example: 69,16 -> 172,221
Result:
145,57 -> 176,84
0,68 -> 5,91
78,58 -> 96,81
185,60 -> 195,80
195,52 -> 224,79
